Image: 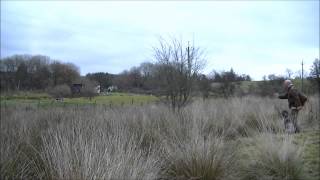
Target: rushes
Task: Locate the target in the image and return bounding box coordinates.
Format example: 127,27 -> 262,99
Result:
41,127 -> 161,179
162,135 -> 236,180
238,134 -> 306,180
40,108 -> 161,179
0,96 -> 318,179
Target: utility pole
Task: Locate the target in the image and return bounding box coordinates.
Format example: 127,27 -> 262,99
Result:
187,41 -> 191,95
301,60 -> 304,93
187,41 -> 191,76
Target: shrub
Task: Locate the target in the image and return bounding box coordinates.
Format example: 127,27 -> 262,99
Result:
79,79 -> 98,99
48,84 -> 71,98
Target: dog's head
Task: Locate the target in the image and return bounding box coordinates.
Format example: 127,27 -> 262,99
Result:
281,110 -> 289,118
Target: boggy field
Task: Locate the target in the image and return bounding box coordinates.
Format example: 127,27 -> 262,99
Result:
1,96 -> 319,180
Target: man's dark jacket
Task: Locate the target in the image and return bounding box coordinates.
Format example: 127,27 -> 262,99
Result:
278,86 -> 307,109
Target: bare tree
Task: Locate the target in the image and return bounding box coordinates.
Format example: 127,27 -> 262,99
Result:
153,37 -> 205,110
285,68 -> 293,79
50,61 -> 80,86
309,58 -> 320,120
80,78 -> 99,100
310,58 -> 320,95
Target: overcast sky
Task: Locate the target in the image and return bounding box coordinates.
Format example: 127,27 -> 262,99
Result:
1,1 -> 319,80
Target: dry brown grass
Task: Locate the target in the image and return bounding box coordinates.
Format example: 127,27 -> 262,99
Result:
0,96 -> 318,179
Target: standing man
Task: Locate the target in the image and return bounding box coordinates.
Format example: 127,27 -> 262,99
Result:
278,80 -> 307,133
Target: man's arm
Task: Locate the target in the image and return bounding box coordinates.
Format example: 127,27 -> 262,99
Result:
278,93 -> 288,99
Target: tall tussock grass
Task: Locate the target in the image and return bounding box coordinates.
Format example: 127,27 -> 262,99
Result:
162,135 -> 236,179
0,96 -> 318,179
238,134 -> 306,180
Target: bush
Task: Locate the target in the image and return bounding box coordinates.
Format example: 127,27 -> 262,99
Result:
238,134 -> 306,180
48,84 -> 71,98
79,79 -> 98,99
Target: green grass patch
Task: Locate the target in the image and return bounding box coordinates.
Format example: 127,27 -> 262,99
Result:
0,92 -> 159,107
0,92 -> 51,100
294,130 -> 320,180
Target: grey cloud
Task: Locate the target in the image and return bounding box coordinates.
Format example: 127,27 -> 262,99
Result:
1,1 -> 318,80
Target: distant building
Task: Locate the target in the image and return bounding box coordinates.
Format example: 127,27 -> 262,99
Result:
71,83 -> 83,94
95,85 -> 101,94
71,83 -> 101,95
107,85 -> 117,94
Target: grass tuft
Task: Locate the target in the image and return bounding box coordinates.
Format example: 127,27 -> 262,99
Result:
238,134 -> 306,180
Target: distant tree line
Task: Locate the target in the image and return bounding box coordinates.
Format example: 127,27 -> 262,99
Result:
78,57 -> 320,101
110,63 -> 252,99
85,72 -> 115,92
1,53 -> 318,107
0,55 -> 80,92
209,68 -> 251,97
91,57 -> 319,100
309,58 -> 320,96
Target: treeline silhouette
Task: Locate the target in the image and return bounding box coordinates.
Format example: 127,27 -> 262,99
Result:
1,55 -> 80,91
1,54 -> 319,98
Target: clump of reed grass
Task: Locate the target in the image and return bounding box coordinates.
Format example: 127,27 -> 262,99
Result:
161,133 -> 237,180
238,134 -> 306,180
